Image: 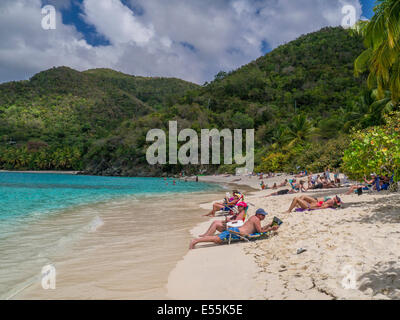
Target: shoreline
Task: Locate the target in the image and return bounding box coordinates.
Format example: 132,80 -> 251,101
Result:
166,174 -> 288,300
0,173 -> 227,300
0,170 -> 80,175
167,174 -> 400,300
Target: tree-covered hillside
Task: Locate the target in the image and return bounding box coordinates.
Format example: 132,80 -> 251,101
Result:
0,67 -> 198,170
0,27 -> 383,176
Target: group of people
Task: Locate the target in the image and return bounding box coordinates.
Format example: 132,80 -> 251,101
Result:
190,169 -> 395,249
190,207 -> 279,249
191,189 -> 279,249
345,173 -> 393,195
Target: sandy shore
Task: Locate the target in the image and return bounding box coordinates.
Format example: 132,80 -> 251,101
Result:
167,174 -> 400,300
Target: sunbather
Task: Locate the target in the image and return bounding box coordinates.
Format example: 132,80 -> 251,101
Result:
190,209 -> 279,249
199,202 -> 248,237
286,195 -> 342,213
203,191 -> 241,217
265,187 -> 299,197
277,179 -> 288,187
345,174 -> 377,195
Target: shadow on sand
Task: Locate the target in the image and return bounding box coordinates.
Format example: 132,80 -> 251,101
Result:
339,193 -> 400,224
358,261 -> 400,299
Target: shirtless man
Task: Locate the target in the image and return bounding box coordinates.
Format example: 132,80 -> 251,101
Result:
189,209 -> 279,249
199,202 -> 248,237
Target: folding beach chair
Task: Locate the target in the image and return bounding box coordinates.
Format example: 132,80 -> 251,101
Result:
215,192 -> 245,216
215,204 -> 238,216
225,217 -> 283,245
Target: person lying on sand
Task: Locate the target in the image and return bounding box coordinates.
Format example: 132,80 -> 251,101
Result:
199,202 -> 248,237
297,180 -> 308,192
308,176 -> 338,189
190,209 -> 279,249
203,191 -> 242,217
289,179 -> 307,192
265,180 -> 305,197
265,188 -> 297,197
295,170 -> 307,178
286,195 -> 342,213
277,179 -> 288,188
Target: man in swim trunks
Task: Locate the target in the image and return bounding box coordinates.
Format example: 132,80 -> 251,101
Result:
199,202 -> 248,237
189,209 -> 279,249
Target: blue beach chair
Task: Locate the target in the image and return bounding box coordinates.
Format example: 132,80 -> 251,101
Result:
225,217 -> 283,245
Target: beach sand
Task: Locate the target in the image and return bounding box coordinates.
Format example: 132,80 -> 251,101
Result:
167,174 -> 400,300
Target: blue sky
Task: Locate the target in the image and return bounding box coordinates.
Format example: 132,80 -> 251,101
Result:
2,0 -> 375,84
360,0 -> 376,19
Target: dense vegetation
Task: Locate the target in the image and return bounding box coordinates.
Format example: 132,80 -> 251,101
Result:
0,25 -> 397,177
0,67 -> 198,173
341,0 -> 400,182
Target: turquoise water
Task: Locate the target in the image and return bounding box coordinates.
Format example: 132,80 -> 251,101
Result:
0,172 -> 222,299
0,172 -> 219,234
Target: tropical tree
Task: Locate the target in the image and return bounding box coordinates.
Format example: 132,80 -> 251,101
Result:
342,89 -> 395,130
342,111 -> 400,181
353,0 -> 400,104
284,114 -> 314,147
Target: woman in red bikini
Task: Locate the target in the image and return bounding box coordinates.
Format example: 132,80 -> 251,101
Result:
286,195 -> 342,213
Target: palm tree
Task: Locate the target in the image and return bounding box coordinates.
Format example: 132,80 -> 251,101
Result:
353,0 -> 400,104
284,114 -> 313,147
269,125 -> 290,150
342,89 -> 394,130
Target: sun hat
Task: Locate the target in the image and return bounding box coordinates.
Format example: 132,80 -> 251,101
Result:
334,195 -> 342,207
237,201 -> 248,208
255,208 -> 268,216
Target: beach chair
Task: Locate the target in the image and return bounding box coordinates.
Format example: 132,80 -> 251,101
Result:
225,217 -> 283,245
215,204 -> 238,216
225,230 -> 272,244
215,192 -> 245,216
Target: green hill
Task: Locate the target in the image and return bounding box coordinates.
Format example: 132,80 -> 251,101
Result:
0,27 -> 372,175
0,67 -> 198,171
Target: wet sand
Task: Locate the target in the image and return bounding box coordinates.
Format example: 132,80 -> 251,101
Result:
9,191 -> 226,300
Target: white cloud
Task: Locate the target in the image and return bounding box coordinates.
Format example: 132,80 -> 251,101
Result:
0,0 -> 362,84
82,0 -> 154,45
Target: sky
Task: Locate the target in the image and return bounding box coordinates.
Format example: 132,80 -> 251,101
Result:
0,0 -> 376,84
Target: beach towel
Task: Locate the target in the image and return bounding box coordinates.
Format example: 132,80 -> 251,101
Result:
295,207 -> 337,212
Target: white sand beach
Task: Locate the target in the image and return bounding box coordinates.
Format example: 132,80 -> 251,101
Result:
167,174 -> 400,300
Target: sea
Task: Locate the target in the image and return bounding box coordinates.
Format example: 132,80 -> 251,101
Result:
0,172 -> 224,299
